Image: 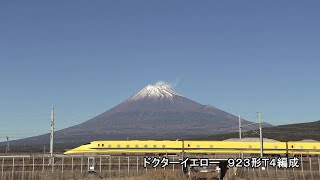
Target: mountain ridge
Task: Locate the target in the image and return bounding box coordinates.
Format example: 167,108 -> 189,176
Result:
0,81 -> 272,152
198,120 -> 320,141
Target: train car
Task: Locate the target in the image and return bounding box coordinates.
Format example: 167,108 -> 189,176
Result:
64,140 -> 183,155
287,141 -> 320,155
262,142 -> 287,155
64,140 -> 320,156
184,141 -> 287,155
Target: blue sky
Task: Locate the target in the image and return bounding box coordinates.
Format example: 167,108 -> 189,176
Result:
1,1 -> 320,140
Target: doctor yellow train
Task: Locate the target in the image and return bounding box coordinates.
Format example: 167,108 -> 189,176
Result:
64,140 -> 320,156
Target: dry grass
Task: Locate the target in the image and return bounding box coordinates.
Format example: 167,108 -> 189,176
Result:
105,170 -> 186,180
1,168 -> 320,180
0,170 -> 220,180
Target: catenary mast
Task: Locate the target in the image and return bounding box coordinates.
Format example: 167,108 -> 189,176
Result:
50,106 -> 55,157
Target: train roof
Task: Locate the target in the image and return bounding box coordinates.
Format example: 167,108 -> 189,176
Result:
291,139 -> 319,142
223,137 -> 279,142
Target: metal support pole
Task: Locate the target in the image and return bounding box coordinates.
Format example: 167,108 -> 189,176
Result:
50,106 -> 55,158
42,156 -> 44,173
239,115 -> 242,139
145,157 -> 148,174
309,157 -> 313,180
239,115 -> 244,158
6,136 -> 9,154
81,157 -> 83,173
12,158 -> 14,177
22,157 -> 24,173
127,157 -> 130,175
136,156 -> 139,174
109,157 -> 111,177
318,157 -> 320,177
1,158 -> 3,180
32,156 -> 35,173
72,157 -> 74,172
301,154 -> 305,180
62,157 -> 64,173
181,141 -> 185,172
22,157 -> 24,180
118,157 -> 121,177
51,157 -> 54,173
258,110 -> 263,157
87,157 -> 89,171
146,161 -> 147,174
173,156 -> 175,171
100,157 -> 102,172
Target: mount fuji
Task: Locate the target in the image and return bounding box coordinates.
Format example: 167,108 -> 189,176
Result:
3,81 -> 271,150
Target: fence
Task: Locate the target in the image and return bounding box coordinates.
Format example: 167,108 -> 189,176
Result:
0,154 -> 319,180
0,154 -> 188,180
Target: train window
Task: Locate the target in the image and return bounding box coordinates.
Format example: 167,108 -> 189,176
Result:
135,145 -> 139,148
153,145 -> 157,148
126,145 -> 130,148
188,144 -> 190,147
274,146 -> 278,149
117,145 -> 121,148
210,145 -> 213,148
300,146 -> 304,149
98,144 -> 100,147
162,145 -> 165,148
144,145 -> 148,148
108,145 -> 111,148
291,145 -> 294,148
102,144 -> 104,147
197,145 -> 200,148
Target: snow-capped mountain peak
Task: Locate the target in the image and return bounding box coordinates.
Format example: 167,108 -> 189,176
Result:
128,81 -> 180,101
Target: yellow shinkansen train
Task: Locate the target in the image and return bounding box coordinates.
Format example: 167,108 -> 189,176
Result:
64,140 -> 320,155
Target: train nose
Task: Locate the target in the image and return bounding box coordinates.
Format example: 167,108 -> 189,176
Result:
63,145 -> 91,155
63,146 -> 82,155
63,150 -> 74,155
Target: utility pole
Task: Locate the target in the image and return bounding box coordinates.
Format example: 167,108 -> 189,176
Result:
258,110 -> 263,157
6,136 -> 9,154
238,115 -> 242,139
50,106 -> 55,157
239,115 -> 244,158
